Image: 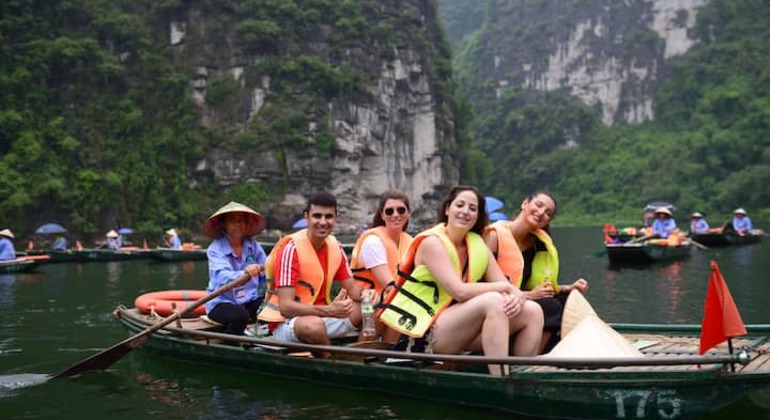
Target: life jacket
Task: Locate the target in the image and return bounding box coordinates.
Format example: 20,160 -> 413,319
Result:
520,229 -> 559,292
350,227 -> 413,293
483,221 -> 524,288
257,229 -> 343,323
379,223 -> 488,338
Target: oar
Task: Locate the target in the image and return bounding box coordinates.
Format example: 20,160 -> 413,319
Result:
626,234 -> 656,244
688,238 -> 710,251
53,272 -> 252,379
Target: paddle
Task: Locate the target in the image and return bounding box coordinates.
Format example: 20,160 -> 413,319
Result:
688,238 -> 710,251
53,272 -> 252,379
626,234 -> 656,244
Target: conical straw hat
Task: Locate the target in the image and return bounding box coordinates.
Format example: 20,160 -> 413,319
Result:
202,201 -> 267,238
165,228 -> 177,236
0,229 -> 14,238
561,290 -> 596,339
106,230 -> 119,238
545,313 -> 643,358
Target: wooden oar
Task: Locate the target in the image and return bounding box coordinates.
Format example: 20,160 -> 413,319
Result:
53,272 -> 252,379
687,238 -> 710,251
626,234 -> 656,244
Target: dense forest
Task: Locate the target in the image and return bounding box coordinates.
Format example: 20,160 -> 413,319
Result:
445,0 -> 770,225
2,0 -> 769,243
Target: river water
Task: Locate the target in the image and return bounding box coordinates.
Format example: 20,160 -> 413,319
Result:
1,226 -> 769,419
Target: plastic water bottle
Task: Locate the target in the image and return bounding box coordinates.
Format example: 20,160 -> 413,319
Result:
361,290 -> 376,341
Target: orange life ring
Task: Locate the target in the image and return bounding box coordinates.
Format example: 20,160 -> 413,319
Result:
134,290 -> 207,317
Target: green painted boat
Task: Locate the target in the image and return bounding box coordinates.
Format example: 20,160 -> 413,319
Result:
147,248 -> 207,262
26,249 -> 87,263
75,248 -> 151,262
606,240 -> 692,265
691,231 -> 763,247
0,258 -> 42,273
114,306 -> 770,419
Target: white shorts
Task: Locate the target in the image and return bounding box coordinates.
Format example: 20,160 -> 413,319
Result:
271,316 -> 356,343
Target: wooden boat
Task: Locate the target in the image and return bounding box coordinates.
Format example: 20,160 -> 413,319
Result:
114,306 -> 770,419
0,255 -> 50,273
147,248 -> 207,262
605,239 -> 692,265
26,249 -> 88,263
691,230 -> 763,247
75,248 -> 151,262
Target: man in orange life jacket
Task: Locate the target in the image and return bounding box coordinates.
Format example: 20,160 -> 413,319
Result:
258,192 -> 364,353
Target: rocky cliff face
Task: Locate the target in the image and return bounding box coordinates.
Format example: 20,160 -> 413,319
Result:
165,1 -> 457,228
463,0 -> 708,125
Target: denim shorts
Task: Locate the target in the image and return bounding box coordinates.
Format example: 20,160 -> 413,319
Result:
271,316 -> 356,343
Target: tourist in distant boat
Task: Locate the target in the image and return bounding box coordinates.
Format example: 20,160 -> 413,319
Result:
732,208 -> 753,235
483,191 -> 587,353
52,235 -> 68,251
379,186 -> 543,375
350,189 -> 414,343
690,212 -> 710,234
204,201 -> 268,337
0,229 -> 16,261
651,207 -> 677,239
106,230 -> 122,250
165,228 -> 182,250
258,192 -> 364,356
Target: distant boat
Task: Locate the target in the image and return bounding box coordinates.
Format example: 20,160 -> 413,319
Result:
147,248 -> 207,262
605,239 -> 692,265
691,229 -> 763,247
0,255 -> 50,273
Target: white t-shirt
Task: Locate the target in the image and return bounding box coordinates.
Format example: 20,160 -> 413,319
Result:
358,235 -> 388,269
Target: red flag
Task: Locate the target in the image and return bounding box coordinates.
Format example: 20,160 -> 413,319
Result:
143,239 -> 149,250
27,240 -> 34,251
699,261 -> 747,354
76,240 -> 83,251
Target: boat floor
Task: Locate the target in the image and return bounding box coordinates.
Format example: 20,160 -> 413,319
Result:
122,308 -> 770,375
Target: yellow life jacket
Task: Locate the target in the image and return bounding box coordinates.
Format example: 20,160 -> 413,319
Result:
379,223 -> 488,338
520,229 -> 559,292
350,227 -> 413,293
257,229 -> 343,323
483,221 -> 524,288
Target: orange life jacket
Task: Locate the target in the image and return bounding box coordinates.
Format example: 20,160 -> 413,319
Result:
483,221 -> 524,288
257,229 -> 343,323
350,227 -> 413,293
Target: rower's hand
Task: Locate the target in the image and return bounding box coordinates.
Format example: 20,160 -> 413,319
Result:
244,263 -> 263,278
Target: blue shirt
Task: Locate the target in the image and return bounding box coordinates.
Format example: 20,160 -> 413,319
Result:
652,218 -> 677,239
107,236 -> 122,250
169,235 -> 182,250
0,238 -> 15,261
52,237 -> 67,251
690,219 -> 709,234
733,216 -> 753,233
205,236 -> 267,313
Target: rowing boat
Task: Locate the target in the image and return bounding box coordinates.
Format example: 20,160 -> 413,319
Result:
0,256 -> 48,273
113,306 -> 770,419
691,230 -> 762,247
605,240 -> 692,265
146,248 -> 207,262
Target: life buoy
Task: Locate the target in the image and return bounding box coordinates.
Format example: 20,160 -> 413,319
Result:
135,290 -> 207,317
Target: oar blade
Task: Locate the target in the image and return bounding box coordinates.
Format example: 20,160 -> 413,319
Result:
53,341 -> 134,379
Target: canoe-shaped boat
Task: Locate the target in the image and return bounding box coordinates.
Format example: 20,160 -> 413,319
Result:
75,248 -> 151,262
691,231 -> 763,247
0,256 -> 49,273
147,248 -> 207,262
114,306 -> 770,419
26,249 -> 88,263
606,240 -> 692,265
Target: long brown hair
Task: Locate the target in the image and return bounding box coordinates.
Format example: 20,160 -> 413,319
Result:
523,191 -> 558,233
437,185 -> 488,235
370,189 -> 411,231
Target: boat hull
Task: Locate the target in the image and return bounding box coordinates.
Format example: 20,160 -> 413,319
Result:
606,242 -> 692,265
691,232 -> 762,247
147,249 -> 207,262
0,259 -> 39,273
114,307 -> 770,419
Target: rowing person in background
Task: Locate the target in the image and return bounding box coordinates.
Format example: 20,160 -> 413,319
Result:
350,189 -> 414,343
0,229 -> 16,261
690,212 -> 710,234
165,228 -> 182,250
484,191 -> 587,353
651,207 -> 677,239
379,186 -> 543,375
732,208 -> 753,235
106,230 -> 122,250
203,201 -> 268,338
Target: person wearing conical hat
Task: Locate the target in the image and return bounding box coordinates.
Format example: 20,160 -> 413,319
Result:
483,191 -> 587,354
203,201 -> 269,338
651,207 -> 676,239
732,208 -> 753,235
164,228 -> 181,250
105,229 -> 122,250
690,212 -> 710,234
0,229 -> 16,261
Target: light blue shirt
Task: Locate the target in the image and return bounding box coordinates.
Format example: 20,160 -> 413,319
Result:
652,218 -> 677,239
690,219 -> 709,234
169,235 -> 182,250
733,215 -> 753,233
205,236 -> 267,313
52,237 -> 67,251
0,238 -> 15,261
107,236 -> 122,250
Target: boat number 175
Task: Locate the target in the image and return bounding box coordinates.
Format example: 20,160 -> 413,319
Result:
610,390 -> 682,418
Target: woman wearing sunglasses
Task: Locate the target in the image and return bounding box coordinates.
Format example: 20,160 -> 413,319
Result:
350,189 -> 414,343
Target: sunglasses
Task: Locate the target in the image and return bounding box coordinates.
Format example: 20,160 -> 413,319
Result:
383,206 -> 407,216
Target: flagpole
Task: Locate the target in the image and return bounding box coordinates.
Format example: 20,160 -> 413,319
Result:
728,338 -> 736,372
